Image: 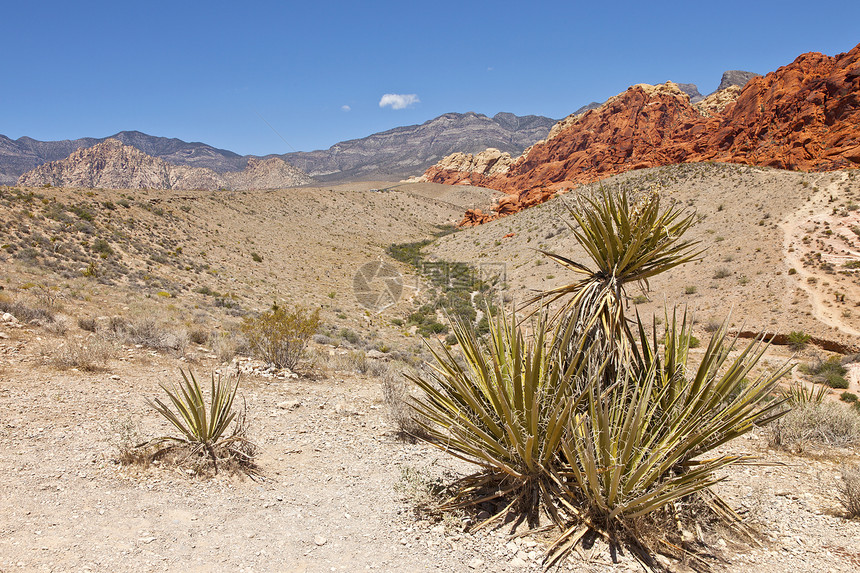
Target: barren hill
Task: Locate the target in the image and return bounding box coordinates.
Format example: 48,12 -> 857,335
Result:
0,112 -> 556,185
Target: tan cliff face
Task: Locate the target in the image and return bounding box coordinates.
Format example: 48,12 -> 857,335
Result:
17,139 -> 313,190
422,43 -> 860,225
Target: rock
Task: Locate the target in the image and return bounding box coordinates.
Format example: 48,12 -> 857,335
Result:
423,43 -> 860,225
510,556 -> 528,567
365,349 -> 388,360
419,148 -> 515,183
0,332 -> 8,339
2,313 -> 18,324
277,400 -> 301,410
314,535 -> 327,546
17,138 -> 312,190
467,557 -> 485,569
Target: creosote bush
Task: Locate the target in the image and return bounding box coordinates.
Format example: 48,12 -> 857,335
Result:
408,188 -> 792,568
241,304 -> 320,370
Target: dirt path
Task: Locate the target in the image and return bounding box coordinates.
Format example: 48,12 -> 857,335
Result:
779,173 -> 860,337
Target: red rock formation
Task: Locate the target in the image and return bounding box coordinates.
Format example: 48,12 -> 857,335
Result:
434,43 -> 860,225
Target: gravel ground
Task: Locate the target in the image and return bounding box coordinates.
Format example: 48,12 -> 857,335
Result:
1,323 -> 859,573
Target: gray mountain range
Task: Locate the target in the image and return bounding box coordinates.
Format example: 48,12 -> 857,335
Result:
1,112 -> 557,185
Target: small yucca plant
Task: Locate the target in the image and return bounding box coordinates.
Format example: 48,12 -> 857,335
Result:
146,369 -> 255,474
781,381 -> 828,406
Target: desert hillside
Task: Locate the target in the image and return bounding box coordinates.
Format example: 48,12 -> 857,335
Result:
1,164 -> 859,572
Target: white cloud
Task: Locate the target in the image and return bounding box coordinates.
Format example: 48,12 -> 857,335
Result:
378,93 -> 420,110
341,105 -> 351,112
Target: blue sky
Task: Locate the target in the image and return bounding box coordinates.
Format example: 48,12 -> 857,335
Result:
2,1 -> 858,155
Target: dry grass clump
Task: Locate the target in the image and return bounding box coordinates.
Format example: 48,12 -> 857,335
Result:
51,336 -> 118,371
381,366 -> 428,440
769,402 -> 860,451
328,350 -> 389,377
104,316 -> 188,355
838,464 -> 860,519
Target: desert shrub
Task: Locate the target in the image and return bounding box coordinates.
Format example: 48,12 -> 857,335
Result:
105,316 -> 188,354
339,328 -> 361,346
142,369 -> 256,475
788,330 -> 812,350
801,356 -> 849,389
713,267 -> 731,279
241,304 -> 320,370
841,392 -> 858,403
312,333 -> 333,345
210,331 -> 241,363
382,366 -> 428,440
189,328 -> 209,345
0,298 -> 54,324
825,373 -> 850,389
770,402 -> 860,450
838,465 -> 860,519
51,337 -> 117,371
77,316 -> 97,332
45,315 -> 69,336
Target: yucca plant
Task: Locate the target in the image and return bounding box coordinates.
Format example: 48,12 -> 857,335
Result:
146,369 -> 255,474
526,188 -> 702,359
407,308 -> 590,526
545,312 -> 791,565
781,381 -> 828,406
408,185 -> 793,568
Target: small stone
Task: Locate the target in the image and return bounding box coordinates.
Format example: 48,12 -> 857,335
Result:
510,556 -> 528,567
467,557 -> 485,569
0,332 -> 8,339
110,375 -> 121,381
314,535 -> 327,546
277,400 -> 301,410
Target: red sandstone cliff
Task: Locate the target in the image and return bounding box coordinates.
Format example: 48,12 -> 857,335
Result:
423,44 -> 860,225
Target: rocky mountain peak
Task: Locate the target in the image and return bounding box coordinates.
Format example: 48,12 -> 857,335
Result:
17,139 -> 312,190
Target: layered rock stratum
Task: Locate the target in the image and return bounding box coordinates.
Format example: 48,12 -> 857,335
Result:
421,44 -> 860,225
17,139 -> 313,190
